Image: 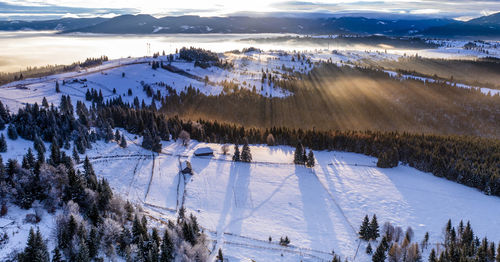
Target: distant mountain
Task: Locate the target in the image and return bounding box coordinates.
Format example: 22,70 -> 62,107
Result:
1,13 -> 500,37
0,17 -> 106,31
61,14 -> 455,35
421,12 -> 500,37
468,12 -> 500,25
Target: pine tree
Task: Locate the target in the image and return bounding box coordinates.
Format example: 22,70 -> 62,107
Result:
115,130 -> 121,141
25,148 -> 35,169
429,249 -> 437,262
217,248 -> 224,261
72,147 -> 80,163
34,136 -> 46,155
49,138 -> 61,166
496,244 -> 500,262
120,134 -> 127,148
232,144 -> 240,162
294,142 -> 305,165
369,214 -> 380,240
42,97 -> 49,108
0,134 -> 7,152
241,141 -> 252,162
359,215 -> 370,240
52,248 -> 62,262
75,238 -> 90,262
160,230 -> 174,262
83,156 -> 97,190
306,150 -> 315,168
20,228 -> 50,262
55,81 -> 60,93
366,243 -> 373,254
372,240 -> 387,262
7,125 -> 18,140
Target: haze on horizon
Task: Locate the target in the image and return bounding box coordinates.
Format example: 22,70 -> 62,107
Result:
0,0 -> 499,21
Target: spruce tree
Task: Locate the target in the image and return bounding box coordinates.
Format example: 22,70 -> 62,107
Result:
115,130 -> 121,141
369,214 -> 380,240
52,248 -> 62,262
359,215 -> 370,240
429,249 -> 437,262
7,125 -> 18,140
75,238 -> 90,262
83,156 -> 97,190
120,134 -> 127,148
241,141 -> 252,162
372,240 -> 387,262
217,248 -> 224,261
42,97 -> 49,108
232,144 -> 240,162
374,236 -> 389,262
294,142 -> 305,165
49,138 -> 61,166
0,134 -> 7,152
496,244 -> 500,262
20,228 -> 50,262
72,147 -> 80,163
306,150 -> 315,168
160,230 -> 174,262
366,243 -> 373,254
55,81 -> 60,93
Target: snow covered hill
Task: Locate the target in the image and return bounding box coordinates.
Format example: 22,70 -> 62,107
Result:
1,48 -> 500,261
3,129 -> 490,261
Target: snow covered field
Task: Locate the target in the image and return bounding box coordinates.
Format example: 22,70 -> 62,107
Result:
1,42 -> 500,261
31,131 -> 497,262
2,119 -> 500,261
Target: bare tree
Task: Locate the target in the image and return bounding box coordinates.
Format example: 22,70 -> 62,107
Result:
179,130 -> 190,147
266,133 -> 275,146
221,144 -> 230,155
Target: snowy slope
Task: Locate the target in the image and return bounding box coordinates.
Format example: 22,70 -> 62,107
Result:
74,134 -> 500,261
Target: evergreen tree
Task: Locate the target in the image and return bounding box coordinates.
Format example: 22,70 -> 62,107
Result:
496,244 -> 500,262
359,215 -> 370,240
294,142 -> 305,165
429,249 -> 437,262
49,138 -> 61,166
306,150 -> 315,168
217,248 -> 224,261
120,134 -> 127,148
75,238 -> 90,262
88,227 -> 99,259
241,141 -> 252,162
83,156 -> 97,190
372,239 -> 387,262
160,230 -> 174,262
25,148 -> 36,169
97,178 -> 113,211
42,97 -> 49,108
115,130 -> 121,141
0,134 -> 7,152
369,214 -> 380,240
52,248 -> 63,262
34,136 -> 46,155
19,228 -> 50,262
232,144 -> 240,162
366,243 -> 373,254
55,81 -> 60,93
72,147 -> 80,163
7,125 -> 18,140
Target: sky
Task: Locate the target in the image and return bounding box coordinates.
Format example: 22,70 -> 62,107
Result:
0,0 -> 499,21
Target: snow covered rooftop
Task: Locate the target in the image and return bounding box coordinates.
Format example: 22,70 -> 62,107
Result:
193,147 -> 214,156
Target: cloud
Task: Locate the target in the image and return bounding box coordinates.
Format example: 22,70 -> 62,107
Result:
0,1 -> 136,20
0,0 -> 499,20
